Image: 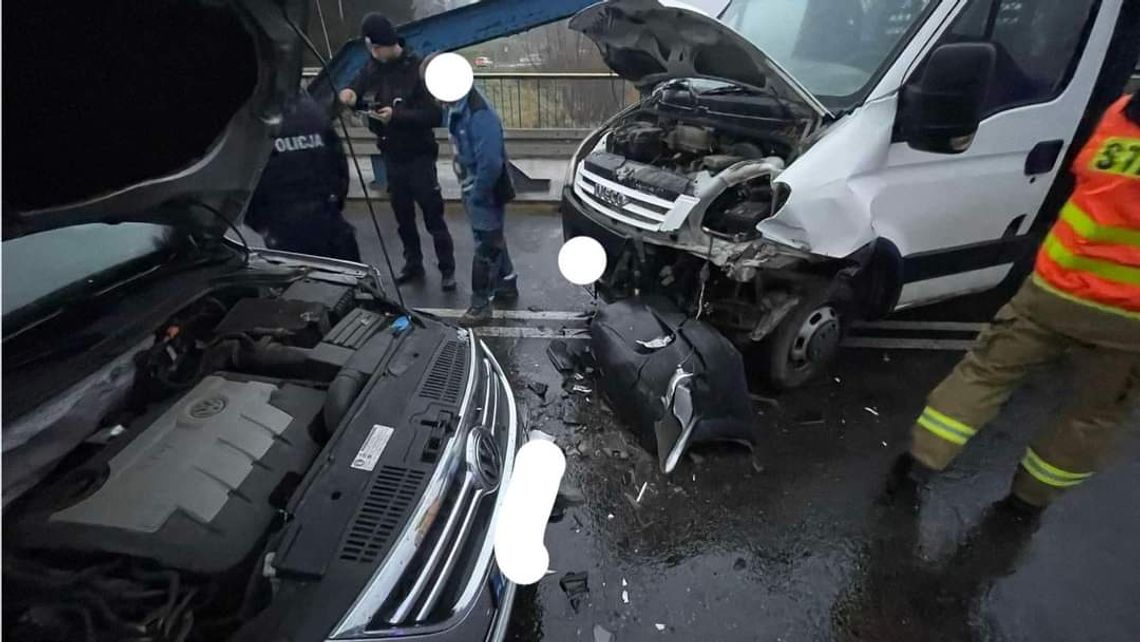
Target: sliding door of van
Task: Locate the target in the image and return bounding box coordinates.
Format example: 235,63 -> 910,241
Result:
871,0 -> 1121,308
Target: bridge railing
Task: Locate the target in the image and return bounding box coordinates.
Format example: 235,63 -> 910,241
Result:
304,69 -> 638,130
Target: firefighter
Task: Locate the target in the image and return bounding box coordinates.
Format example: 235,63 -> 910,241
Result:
337,13 -> 456,290
246,91 -> 360,261
897,91 -> 1140,510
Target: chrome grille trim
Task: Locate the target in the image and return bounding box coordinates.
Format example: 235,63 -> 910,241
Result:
328,334 -> 479,639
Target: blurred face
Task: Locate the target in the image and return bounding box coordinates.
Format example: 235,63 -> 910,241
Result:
369,42 -> 402,63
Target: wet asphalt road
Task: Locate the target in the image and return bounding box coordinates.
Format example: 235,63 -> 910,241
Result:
340,204 -> 1140,642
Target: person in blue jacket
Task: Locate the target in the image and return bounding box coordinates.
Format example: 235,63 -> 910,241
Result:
446,85 -> 518,325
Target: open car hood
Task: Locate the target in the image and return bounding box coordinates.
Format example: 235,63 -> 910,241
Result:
569,0 -> 831,119
1,0 -> 308,241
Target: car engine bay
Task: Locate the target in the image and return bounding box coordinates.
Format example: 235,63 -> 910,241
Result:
2,272 -> 415,641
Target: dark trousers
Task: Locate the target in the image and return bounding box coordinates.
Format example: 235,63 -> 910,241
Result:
385,155 -> 455,274
262,199 -> 361,262
471,227 -> 516,308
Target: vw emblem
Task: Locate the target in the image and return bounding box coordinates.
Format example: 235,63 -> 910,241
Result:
188,396 -> 226,419
594,183 -> 628,209
465,427 -> 502,492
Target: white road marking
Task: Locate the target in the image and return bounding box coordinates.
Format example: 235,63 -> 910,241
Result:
474,326 -> 976,351
841,337 -> 977,351
475,326 -> 591,340
851,320 -> 987,332
420,307 -> 985,333
417,308 -> 590,322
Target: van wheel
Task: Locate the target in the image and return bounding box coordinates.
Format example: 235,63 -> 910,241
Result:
758,294 -> 843,390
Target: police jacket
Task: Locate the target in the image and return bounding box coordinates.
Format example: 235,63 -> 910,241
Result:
245,92 -> 348,232
347,43 -> 443,162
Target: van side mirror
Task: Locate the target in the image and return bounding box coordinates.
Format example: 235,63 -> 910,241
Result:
899,42 -> 996,154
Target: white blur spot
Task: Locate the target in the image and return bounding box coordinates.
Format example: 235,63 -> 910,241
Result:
425,52 -> 474,103
558,236 -> 608,285
493,440 -> 566,585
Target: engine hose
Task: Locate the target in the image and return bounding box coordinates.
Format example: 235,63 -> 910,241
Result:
324,368 -> 367,435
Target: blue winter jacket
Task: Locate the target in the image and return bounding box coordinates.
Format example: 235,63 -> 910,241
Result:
447,90 -> 506,231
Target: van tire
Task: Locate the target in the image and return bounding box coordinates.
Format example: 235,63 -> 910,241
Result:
757,290 -> 844,390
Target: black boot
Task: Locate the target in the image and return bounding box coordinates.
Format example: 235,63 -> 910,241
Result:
440,272 -> 457,292
494,274 -> 519,302
459,305 -> 493,327
880,452 -> 935,510
394,265 -> 425,285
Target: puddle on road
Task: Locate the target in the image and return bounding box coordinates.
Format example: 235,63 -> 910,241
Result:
487,336 -> 1140,641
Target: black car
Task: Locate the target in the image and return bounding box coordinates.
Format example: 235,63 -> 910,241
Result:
2,1 -> 520,640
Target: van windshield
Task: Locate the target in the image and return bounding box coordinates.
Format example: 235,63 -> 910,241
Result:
721,0 -> 934,109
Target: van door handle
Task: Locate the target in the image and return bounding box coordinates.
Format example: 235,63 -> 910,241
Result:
1025,140 -> 1064,175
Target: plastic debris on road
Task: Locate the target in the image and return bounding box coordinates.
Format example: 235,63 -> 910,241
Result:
559,572 -> 589,613
594,624 -> 614,642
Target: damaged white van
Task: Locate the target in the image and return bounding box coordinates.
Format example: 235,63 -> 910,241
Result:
561,0 -> 1140,387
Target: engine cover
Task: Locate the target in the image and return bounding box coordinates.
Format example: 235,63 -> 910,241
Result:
13,375 -> 324,574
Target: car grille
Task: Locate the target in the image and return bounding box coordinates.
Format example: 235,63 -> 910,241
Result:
573,164 -> 672,231
330,334 -> 521,638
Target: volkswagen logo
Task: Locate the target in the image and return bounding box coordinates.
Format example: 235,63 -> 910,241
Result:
594,183 -> 628,209
465,427 -> 502,492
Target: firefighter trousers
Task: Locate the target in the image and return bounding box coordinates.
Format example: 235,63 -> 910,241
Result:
911,278 -> 1140,506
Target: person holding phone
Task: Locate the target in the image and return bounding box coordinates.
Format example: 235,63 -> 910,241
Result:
338,13 -> 456,290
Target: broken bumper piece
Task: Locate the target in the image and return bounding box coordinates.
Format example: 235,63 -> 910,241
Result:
590,298 -> 758,471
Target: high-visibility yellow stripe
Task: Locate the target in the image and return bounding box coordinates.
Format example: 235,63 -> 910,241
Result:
917,415 -> 969,446
1031,274 -> 1140,320
1044,233 -> 1140,286
922,407 -> 976,438
1059,202 -> 1140,247
1020,448 -> 1094,489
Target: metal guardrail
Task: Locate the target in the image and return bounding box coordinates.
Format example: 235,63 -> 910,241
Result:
304,69 -> 637,130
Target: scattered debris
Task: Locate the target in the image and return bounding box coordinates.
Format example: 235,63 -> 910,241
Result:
594,624 -> 614,642
733,557 -> 747,571
527,381 -> 549,399
881,441 -> 888,447
795,410 -> 825,426
547,340 -> 577,373
559,572 -> 590,613
607,513 -> 615,520
621,589 -> 629,604
572,384 -> 593,395
883,353 -> 891,363
635,482 -> 648,503
548,339 -> 594,374
655,623 -> 667,632
562,407 -> 584,426
864,406 -> 880,417
635,334 -> 674,350
834,377 -> 842,384
621,578 -> 628,587
598,432 -> 630,460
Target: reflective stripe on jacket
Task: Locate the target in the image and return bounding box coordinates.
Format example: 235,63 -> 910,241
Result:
1034,95 -> 1140,318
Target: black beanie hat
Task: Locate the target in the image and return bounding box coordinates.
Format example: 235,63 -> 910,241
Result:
361,13 -> 398,47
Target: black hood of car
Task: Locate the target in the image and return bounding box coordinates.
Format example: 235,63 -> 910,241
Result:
2,0 -> 308,241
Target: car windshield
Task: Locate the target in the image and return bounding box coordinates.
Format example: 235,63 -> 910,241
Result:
721,0 -> 934,108
2,223 -> 175,324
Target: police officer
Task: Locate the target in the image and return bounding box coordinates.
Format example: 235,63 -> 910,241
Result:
337,13 -> 456,290
896,91 -> 1140,511
246,91 -> 360,261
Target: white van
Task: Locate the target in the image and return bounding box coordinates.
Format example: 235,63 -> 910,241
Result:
560,0 -> 1140,388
